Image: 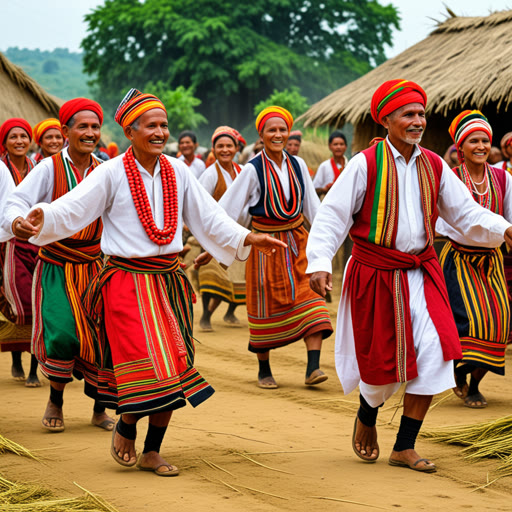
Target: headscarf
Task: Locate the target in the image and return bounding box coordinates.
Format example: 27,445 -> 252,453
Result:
33,118 -> 62,145
255,106 -> 293,133
448,110 -> 492,163
59,98 -> 104,126
288,130 -> 303,142
500,132 -> 512,152
0,118 -> 32,154
370,79 -> 427,125
233,129 -> 246,147
107,142 -> 119,159
211,126 -> 238,146
115,88 -> 166,128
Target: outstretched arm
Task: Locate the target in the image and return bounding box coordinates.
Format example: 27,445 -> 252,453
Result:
194,232 -> 287,269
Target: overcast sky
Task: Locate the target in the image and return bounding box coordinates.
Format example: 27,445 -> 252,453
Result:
0,0 -> 510,57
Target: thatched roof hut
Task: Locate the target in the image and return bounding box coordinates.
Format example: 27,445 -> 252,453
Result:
0,51 -> 61,126
299,10 -> 512,154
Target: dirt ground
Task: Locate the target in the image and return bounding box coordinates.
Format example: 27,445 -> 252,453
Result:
2,284 -> 512,512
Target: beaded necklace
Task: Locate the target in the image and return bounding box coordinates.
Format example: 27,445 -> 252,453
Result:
123,146 -> 179,246
459,162 -> 497,211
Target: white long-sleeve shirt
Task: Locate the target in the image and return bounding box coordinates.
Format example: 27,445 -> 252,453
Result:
0,160 -> 15,243
198,161 -> 236,196
3,153 -> 251,266
219,150 -> 320,228
306,138 -> 512,397
178,155 -> 206,180
435,167 -> 512,246
312,156 -> 348,189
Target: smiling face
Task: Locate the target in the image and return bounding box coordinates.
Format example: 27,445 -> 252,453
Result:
4,127 -> 31,159
62,110 -> 101,155
178,136 -> 196,159
461,130 -> 491,167
382,103 -> 426,147
40,128 -> 64,157
125,108 -> 169,159
261,117 -> 289,155
213,135 -> 237,167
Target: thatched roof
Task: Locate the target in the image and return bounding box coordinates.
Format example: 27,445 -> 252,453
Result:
299,9 -> 512,129
0,51 -> 62,125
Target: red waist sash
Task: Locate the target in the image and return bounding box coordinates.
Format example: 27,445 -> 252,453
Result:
344,237 -> 461,385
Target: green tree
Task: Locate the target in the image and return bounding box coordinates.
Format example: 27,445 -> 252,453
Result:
82,0 -> 399,130
254,88 -> 310,119
145,81 -> 207,132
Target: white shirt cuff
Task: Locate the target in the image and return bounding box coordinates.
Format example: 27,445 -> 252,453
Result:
306,257 -> 333,275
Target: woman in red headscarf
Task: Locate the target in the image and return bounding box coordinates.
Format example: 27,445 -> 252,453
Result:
197,126 -> 244,330
218,107 -> 333,389
32,118 -> 64,163
0,118 -> 40,386
437,111 -> 512,409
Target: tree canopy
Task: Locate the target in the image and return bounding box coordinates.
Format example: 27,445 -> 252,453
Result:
82,0 -> 400,134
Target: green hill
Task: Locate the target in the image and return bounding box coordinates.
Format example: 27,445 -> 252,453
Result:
4,47 -> 91,100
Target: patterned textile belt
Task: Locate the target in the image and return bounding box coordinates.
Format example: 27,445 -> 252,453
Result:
105,254 -> 180,274
39,238 -> 102,265
450,240 -> 495,255
252,214 -> 304,233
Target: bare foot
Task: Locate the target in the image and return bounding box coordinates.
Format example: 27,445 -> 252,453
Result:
92,411 -> 115,430
223,313 -> 240,325
137,451 -> 179,476
199,315 -> 213,332
25,374 -> 42,387
113,429 -> 137,466
353,417 -> 379,461
389,448 -> 436,471
11,364 -> 25,381
42,400 -> 64,431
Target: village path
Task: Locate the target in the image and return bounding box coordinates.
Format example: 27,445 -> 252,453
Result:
1,287 -> 512,511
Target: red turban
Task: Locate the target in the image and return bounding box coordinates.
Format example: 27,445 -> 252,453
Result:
0,118 -> 32,154
59,98 -> 103,127
233,129 -> 246,147
370,79 -> 427,125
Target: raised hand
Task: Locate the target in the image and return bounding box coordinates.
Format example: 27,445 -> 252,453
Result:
12,209 -> 44,240
309,271 -> 333,297
244,232 -> 287,256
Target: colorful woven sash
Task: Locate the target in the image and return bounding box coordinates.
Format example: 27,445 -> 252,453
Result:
330,158 -> 342,182
34,151 -> 103,363
454,163 -> 504,214
1,155 -> 35,185
85,254 -> 191,381
261,151 -> 303,222
363,139 -> 437,249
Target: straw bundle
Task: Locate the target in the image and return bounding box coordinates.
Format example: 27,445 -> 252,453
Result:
422,415 -> 512,473
0,435 -> 39,460
0,476 -> 120,511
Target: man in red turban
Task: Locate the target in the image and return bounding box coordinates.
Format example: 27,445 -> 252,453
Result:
307,79 -> 512,473
4,97 -> 114,434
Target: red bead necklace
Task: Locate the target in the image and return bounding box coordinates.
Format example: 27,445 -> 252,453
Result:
123,146 -> 179,245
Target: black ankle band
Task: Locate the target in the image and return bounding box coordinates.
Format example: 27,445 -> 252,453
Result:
117,417 -> 137,441
393,415 -> 423,452
143,424 -> 168,454
93,400 -> 106,414
357,394 -> 380,427
50,386 -> 64,408
258,359 -> 272,379
306,350 -> 321,377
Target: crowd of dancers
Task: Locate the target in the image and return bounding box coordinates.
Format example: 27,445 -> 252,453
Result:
1,78 -> 512,476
